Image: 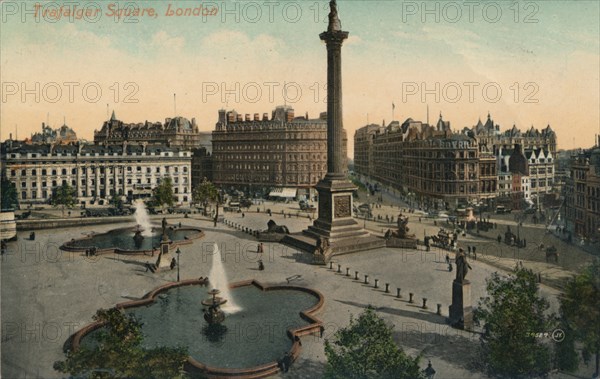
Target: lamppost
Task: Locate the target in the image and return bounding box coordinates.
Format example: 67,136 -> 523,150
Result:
176,248 -> 181,282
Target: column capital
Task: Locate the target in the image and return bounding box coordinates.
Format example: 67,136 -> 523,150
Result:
319,30 -> 349,44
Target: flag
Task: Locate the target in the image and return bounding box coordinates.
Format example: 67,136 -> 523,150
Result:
392,102 -> 395,110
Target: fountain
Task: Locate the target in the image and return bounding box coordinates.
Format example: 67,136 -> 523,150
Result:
73,280 -> 325,377
202,288 -> 227,324
133,230 -> 144,248
134,199 -> 153,237
208,243 -> 241,313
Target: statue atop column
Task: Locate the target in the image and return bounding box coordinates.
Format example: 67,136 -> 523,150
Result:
455,249 -> 473,283
328,0 -> 342,32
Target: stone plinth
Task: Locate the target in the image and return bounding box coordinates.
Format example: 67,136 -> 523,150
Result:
448,280 -> 473,330
385,237 -> 418,249
157,239 -> 173,269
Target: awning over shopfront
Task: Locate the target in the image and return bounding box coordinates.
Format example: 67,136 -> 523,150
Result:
269,187 -> 297,199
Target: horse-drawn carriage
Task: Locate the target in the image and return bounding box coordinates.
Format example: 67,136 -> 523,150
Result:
428,228 -> 456,249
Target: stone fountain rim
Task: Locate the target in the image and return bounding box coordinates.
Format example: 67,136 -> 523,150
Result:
59,224 -> 204,255
68,278 -> 325,379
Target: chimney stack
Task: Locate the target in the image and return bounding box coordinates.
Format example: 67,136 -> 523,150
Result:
263,113 -> 269,121
236,114 -> 243,122
254,113 -> 260,121
245,114 -> 251,122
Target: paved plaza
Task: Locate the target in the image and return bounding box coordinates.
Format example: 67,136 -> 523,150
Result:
1,198 -> 597,378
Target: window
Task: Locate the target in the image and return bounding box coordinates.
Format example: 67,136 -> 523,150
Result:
32,169 -> 37,175
21,169 -> 26,176
21,182 -> 26,188
62,169 -> 67,175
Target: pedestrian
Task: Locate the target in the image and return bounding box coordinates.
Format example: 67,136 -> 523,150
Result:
242,213 -> 245,218
448,263 -> 453,272
445,254 -> 450,264
145,261 -> 150,272
468,246 -> 471,255
257,242 -> 264,257
85,249 -> 89,257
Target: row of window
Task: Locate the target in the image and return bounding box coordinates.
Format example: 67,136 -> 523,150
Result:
11,166 -> 189,177
20,176 -> 189,189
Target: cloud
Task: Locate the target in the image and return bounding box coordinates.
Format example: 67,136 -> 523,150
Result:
346,35 -> 362,46
151,31 -> 185,50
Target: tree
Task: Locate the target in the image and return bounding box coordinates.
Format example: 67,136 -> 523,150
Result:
110,193 -> 123,212
153,177 -> 176,210
50,182 -> 77,217
1,170 -> 18,210
474,267 -> 553,378
557,260 -> 600,376
324,307 -> 425,379
54,308 -> 188,378
192,178 -> 219,218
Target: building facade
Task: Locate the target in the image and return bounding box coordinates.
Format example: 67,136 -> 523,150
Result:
353,124 -> 382,178
356,115 -> 497,210
3,142 -> 192,206
29,123 -> 78,144
212,106 -> 345,198
94,111 -> 209,151
565,141 -> 600,242
191,147 -> 213,188
473,113 -> 557,157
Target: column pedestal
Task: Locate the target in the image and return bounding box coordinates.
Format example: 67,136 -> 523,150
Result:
448,280 -> 473,330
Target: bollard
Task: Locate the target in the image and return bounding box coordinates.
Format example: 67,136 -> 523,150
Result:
436,303 -> 442,315
337,264 -> 341,273
329,261 -> 334,270
346,267 -> 350,276
422,298 -> 428,309
409,293 -> 414,303
385,283 -> 390,293
355,271 -> 359,280
364,275 -> 369,284
374,279 -> 379,288
396,288 -> 402,298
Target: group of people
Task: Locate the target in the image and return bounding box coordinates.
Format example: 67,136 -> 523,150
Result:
257,242 -> 265,270
85,247 -> 98,257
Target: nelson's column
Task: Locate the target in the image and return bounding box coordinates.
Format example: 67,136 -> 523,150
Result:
285,0 -> 385,258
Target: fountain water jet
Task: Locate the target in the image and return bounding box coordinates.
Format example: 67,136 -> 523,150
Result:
208,243 -> 242,313
134,200 -> 153,237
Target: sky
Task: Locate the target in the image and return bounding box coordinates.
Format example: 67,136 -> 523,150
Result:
1,0 -> 599,155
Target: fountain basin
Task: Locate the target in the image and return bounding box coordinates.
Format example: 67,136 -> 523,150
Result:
70,279 -> 324,378
60,225 -> 204,255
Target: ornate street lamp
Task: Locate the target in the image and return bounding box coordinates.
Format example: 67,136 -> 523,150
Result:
176,248 -> 181,282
